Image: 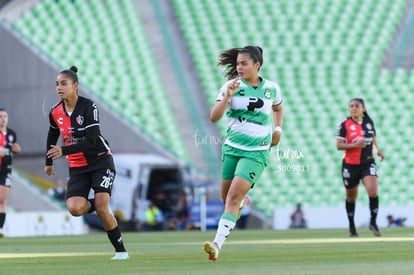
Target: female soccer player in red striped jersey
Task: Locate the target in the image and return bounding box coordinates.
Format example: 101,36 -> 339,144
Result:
336,98 -> 384,237
0,109 -> 21,237
44,66 -> 128,260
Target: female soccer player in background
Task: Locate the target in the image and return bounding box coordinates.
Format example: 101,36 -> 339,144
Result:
336,98 -> 384,237
0,109 -> 21,237
203,46 -> 283,261
44,66 -> 128,260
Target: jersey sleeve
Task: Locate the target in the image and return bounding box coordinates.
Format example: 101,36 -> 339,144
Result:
5,129 -> 17,145
61,102 -> 100,156
45,112 -> 61,166
4,129 -> 17,156
9,129 -> 17,143
272,83 -> 283,106
216,81 -> 230,101
336,120 -> 346,140
371,120 -> 376,136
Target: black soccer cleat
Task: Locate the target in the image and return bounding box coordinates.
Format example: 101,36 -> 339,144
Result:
369,224 -> 381,237
349,227 -> 358,237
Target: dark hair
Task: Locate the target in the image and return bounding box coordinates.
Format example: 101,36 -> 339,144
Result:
59,65 -> 79,83
350,98 -> 373,124
217,46 -> 263,80
0,108 -> 6,112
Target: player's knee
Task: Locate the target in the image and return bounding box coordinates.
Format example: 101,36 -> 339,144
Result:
66,200 -> 86,216
67,206 -> 84,216
95,205 -> 110,217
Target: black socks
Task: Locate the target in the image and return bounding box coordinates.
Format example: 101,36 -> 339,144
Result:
107,226 -> 127,252
345,200 -> 356,229
0,212 -> 5,228
346,197 -> 379,227
369,196 -> 379,225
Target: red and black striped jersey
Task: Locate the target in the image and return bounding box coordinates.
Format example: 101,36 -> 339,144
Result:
46,96 -> 111,168
336,117 -> 376,165
0,128 -> 17,168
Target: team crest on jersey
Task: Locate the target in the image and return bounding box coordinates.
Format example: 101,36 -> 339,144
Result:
264,89 -> 271,99
76,115 -> 84,125
8,134 -> 14,142
366,123 -> 372,130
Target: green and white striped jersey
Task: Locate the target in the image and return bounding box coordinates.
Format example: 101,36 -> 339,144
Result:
217,77 -> 282,151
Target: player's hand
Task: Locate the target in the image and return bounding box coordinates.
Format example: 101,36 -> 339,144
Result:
353,138 -> 366,148
44,165 -> 55,176
0,148 -> 8,157
11,143 -> 21,153
377,150 -> 385,161
225,77 -> 241,98
47,145 -> 63,160
271,131 -> 282,146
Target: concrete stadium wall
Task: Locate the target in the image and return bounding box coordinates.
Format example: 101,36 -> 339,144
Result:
273,205 -> 414,230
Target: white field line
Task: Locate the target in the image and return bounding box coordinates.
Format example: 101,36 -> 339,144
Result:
0,252 -> 107,259
2,237 -> 414,258
229,237 -> 414,245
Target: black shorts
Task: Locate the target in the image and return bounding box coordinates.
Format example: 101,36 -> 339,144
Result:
0,167 -> 12,188
66,155 -> 116,199
341,160 -> 377,189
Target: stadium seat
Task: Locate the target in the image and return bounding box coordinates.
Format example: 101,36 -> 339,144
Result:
12,0 -> 190,163
11,0 -> 411,216
172,0 -> 410,214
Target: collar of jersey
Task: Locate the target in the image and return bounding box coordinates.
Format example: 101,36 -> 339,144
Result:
241,77 -> 264,90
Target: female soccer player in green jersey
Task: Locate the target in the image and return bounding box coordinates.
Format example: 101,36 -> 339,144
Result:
204,46 -> 283,261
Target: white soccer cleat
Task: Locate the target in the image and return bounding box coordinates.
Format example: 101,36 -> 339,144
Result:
111,252 -> 129,260
203,241 -> 219,262
237,196 -> 249,219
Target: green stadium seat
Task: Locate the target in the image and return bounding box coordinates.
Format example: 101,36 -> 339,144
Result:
172,0 -> 409,212
14,0 -> 410,216
12,0 -> 190,163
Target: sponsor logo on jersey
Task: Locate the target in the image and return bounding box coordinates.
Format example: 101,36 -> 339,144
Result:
259,141 -> 268,146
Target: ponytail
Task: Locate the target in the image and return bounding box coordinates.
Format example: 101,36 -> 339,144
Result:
217,45 -> 264,80
217,48 -> 240,80
59,65 -> 79,84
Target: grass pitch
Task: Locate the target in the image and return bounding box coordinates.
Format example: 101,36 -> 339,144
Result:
1,227 -> 414,275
